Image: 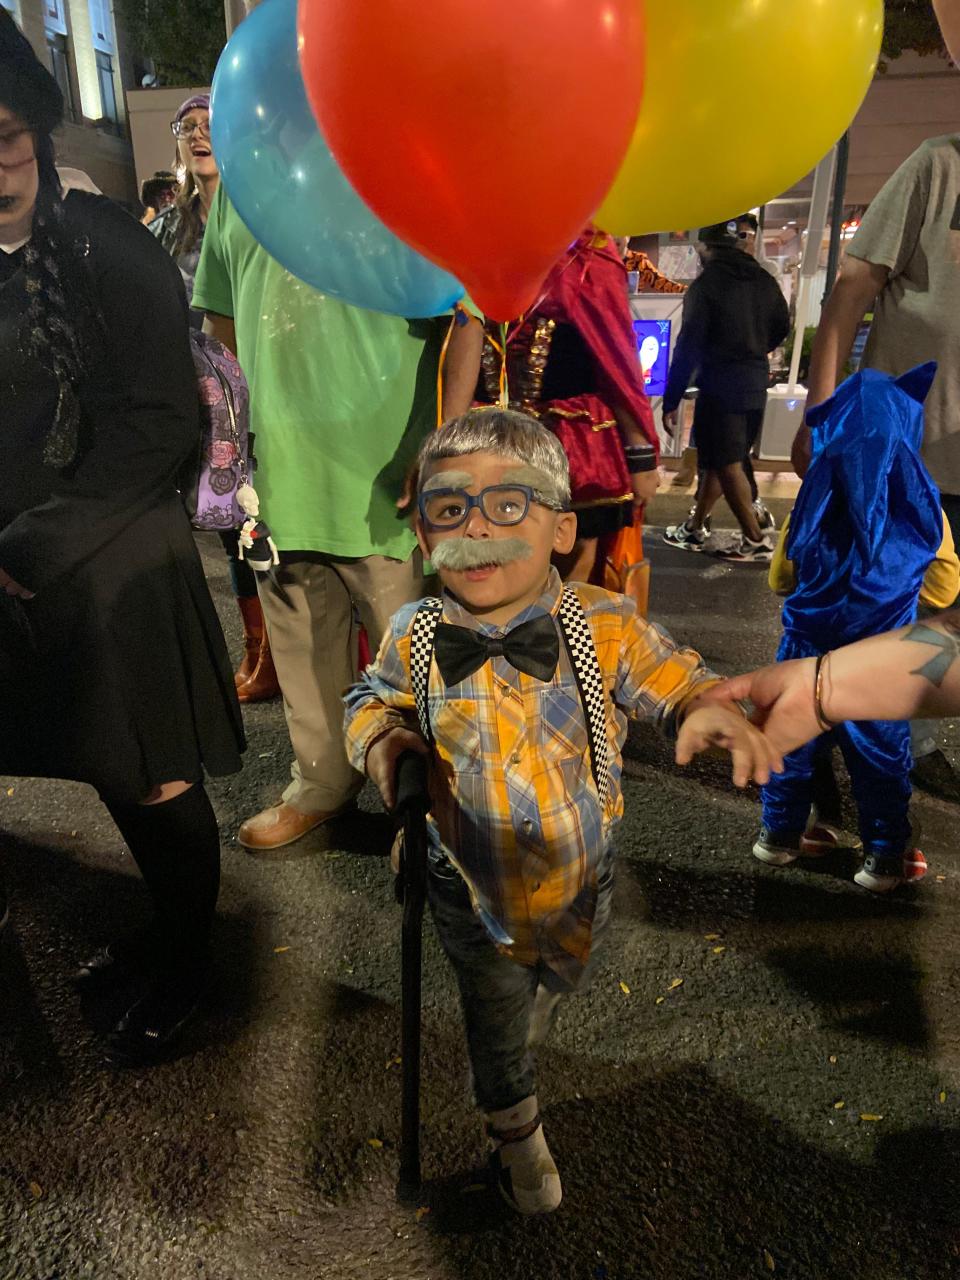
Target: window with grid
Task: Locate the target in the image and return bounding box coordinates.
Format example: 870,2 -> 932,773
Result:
87,0 -> 114,53
46,30 -> 78,123
43,0 -> 67,36
95,48 -> 119,128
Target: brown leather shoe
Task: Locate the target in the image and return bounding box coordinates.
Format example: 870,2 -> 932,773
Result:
234,596 -> 265,689
237,800 -> 354,851
237,627 -> 280,703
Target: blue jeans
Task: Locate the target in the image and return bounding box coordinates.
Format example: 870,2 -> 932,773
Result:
427,850 -> 615,1112
762,718 -> 912,874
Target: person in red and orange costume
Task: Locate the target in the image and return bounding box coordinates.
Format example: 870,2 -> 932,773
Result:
477,228 -> 660,613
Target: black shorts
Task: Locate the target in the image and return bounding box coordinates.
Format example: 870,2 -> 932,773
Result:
692,396 -> 764,471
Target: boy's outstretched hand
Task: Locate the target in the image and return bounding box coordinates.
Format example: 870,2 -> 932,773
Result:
676,704 -> 783,788
365,726 -> 429,810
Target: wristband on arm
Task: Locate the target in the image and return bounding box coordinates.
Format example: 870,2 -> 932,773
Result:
624,443 -> 657,474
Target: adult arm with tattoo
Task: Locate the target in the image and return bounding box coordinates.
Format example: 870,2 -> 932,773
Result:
701,612 -> 960,758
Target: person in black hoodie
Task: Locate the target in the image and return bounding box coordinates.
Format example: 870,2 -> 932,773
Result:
661,221 -> 790,562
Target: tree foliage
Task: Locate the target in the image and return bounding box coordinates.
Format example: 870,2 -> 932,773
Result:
116,0 -> 226,86
882,1 -> 948,60
118,0 -> 949,87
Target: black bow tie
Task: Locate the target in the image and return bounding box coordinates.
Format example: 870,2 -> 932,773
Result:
433,615 -> 559,686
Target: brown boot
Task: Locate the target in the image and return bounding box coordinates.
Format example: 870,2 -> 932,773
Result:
234,596 -> 264,689
237,799 -> 355,850
237,626 -> 280,703
670,445 -> 698,487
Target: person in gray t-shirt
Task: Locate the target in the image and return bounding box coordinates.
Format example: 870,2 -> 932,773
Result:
795,135 -> 960,524
794,134 -> 960,802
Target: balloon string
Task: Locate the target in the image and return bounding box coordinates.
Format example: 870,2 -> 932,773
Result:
435,307 -> 458,428
483,323 -> 511,409
499,321 -> 509,408
502,242 -> 583,349
481,242 -> 586,408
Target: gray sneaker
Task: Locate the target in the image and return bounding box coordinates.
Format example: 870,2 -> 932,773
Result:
714,534 -> 774,563
753,826 -> 803,866
663,519 -> 707,551
854,848 -> 927,893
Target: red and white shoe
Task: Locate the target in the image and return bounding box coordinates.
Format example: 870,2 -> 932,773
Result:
903,848 -> 928,882
799,821 -> 862,858
855,849 -> 927,894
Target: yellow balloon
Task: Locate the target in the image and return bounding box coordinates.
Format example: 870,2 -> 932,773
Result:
598,0 -> 884,235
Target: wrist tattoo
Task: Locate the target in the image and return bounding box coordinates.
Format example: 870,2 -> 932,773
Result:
902,621 -> 960,687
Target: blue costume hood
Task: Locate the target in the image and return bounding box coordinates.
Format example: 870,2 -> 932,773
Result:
782,363 -> 942,646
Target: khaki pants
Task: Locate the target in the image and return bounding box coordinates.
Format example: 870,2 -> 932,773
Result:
257,550 -> 431,814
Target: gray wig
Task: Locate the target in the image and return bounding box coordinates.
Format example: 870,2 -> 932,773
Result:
415,409 -> 571,507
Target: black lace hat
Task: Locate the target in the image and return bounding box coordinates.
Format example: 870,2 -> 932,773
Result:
0,9 -> 64,134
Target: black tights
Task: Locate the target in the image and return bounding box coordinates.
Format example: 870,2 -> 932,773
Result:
103,784 -> 221,975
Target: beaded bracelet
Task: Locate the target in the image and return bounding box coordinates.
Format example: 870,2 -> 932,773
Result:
813,653 -> 838,732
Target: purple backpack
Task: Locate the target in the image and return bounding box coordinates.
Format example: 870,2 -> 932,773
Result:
182,330 -> 252,531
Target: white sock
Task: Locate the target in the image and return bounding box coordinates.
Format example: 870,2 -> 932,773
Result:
486,1095 -> 562,1215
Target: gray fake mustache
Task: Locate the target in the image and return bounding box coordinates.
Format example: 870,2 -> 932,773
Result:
429,537 -> 533,571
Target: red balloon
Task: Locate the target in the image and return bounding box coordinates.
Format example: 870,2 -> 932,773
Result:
297,0 -> 645,320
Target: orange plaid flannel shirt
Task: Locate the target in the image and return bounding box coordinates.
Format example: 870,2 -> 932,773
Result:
344,569 -> 720,983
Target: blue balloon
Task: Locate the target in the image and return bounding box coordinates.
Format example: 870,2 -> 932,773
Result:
209,0 -> 463,317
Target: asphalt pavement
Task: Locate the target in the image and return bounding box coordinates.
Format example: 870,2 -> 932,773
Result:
2,514 -> 959,1280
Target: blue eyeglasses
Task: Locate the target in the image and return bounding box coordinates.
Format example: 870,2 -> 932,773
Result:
417,484 -> 565,531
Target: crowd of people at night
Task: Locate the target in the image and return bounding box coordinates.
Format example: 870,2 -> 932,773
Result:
3,3 -> 960,1218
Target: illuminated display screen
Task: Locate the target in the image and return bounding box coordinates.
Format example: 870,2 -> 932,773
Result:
633,319 -> 672,398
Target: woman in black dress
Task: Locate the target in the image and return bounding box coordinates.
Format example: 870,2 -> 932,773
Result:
0,13 -> 244,1062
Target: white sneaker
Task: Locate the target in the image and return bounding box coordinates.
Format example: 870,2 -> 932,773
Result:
487,1096 -> 562,1215
663,519 -> 707,551
714,533 -> 774,563
752,826 -> 802,866
854,849 -> 927,893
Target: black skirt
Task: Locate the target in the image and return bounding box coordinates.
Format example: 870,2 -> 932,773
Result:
0,494 -> 244,803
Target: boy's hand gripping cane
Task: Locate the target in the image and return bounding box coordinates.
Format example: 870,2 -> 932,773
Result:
393,750 -> 430,1203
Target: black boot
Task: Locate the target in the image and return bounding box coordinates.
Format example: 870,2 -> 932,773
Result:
101,784 -> 221,1065
74,929 -> 160,991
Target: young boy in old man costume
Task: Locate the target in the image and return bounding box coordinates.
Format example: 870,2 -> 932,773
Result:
343,410 -> 777,1214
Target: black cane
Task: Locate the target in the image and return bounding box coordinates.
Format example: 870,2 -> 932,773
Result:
393,750 -> 430,1203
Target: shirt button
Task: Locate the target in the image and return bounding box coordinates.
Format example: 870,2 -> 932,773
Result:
531,882 -> 541,893
510,752 -> 522,765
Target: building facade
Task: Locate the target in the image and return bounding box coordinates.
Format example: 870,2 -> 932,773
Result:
2,0 -> 139,205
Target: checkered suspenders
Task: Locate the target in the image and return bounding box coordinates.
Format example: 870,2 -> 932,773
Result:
556,587 -> 610,811
409,598 -> 443,748
408,588 -> 610,809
